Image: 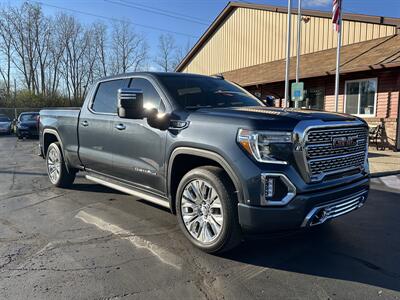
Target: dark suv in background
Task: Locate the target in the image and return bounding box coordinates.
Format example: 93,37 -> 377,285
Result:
0,115 -> 12,135
16,112 -> 40,139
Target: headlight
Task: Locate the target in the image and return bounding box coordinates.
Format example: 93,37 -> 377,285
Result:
237,129 -> 292,164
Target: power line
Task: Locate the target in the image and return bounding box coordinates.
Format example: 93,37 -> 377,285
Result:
30,1 -> 199,39
119,0 -> 210,23
105,0 -> 209,25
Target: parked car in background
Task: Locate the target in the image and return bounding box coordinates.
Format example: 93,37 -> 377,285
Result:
0,115 -> 12,135
16,112 -> 40,139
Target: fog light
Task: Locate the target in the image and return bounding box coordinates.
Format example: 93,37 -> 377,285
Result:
264,177 -> 275,198
261,173 -> 296,206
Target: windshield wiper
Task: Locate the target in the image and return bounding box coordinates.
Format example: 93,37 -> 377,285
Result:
214,90 -> 244,95
185,105 -> 213,110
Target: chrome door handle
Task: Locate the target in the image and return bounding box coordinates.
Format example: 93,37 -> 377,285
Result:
115,124 -> 126,130
81,121 -> 89,127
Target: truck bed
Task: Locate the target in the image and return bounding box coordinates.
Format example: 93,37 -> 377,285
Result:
40,108 -> 81,167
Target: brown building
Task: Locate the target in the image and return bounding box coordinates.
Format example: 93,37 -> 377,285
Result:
176,2 -> 400,150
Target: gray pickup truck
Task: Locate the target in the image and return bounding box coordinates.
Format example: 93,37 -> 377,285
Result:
40,72 -> 370,253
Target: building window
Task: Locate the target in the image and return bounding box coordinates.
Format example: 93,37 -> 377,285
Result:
291,87 -> 325,110
345,78 -> 377,116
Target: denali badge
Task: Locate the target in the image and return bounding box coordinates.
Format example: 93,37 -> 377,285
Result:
332,136 -> 358,148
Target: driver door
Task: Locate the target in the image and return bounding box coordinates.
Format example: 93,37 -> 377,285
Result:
111,77 -> 168,195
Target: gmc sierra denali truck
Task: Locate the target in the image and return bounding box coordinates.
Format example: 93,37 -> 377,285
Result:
39,72 -> 370,253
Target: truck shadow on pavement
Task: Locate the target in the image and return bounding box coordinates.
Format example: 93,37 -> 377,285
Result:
222,188 -> 400,292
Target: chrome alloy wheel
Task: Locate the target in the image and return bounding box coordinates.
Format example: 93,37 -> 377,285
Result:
47,147 -> 61,184
181,179 -> 224,244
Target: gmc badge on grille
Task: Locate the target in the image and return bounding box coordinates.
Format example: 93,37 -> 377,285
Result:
332,136 -> 358,148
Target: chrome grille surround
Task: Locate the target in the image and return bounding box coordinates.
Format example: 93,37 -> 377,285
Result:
292,119 -> 369,183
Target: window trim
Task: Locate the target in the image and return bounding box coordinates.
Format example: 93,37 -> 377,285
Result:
88,75 -> 171,117
128,76 -> 167,114
89,78 -> 129,116
344,78 -> 378,117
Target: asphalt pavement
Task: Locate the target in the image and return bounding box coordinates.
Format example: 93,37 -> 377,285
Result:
0,135 -> 399,300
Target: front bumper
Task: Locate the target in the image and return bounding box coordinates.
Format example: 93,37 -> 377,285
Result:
0,127 -> 11,133
238,176 -> 369,233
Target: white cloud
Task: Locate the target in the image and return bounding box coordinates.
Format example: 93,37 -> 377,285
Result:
303,0 -> 330,8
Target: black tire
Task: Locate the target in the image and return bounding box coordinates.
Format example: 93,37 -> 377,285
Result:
176,166 -> 242,253
46,142 -> 76,188
17,135 -> 22,139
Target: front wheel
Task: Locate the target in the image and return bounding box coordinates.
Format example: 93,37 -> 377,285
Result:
176,166 -> 242,253
46,142 -> 76,188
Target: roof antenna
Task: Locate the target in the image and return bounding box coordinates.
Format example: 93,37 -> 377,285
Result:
214,73 -> 225,80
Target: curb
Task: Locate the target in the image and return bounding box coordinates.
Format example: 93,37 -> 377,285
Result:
370,170 -> 400,178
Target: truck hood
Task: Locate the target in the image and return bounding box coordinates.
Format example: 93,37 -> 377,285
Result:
195,106 -> 358,122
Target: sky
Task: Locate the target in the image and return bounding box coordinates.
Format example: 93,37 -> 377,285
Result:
3,0 -> 400,66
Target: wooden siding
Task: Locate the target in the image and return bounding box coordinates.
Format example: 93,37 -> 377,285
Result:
182,7 -> 396,75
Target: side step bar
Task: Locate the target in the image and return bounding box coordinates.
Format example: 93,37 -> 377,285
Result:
85,174 -> 170,209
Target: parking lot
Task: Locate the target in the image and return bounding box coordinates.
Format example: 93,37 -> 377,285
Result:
0,135 -> 399,299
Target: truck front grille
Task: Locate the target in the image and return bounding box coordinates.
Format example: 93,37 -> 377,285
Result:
304,126 -> 368,181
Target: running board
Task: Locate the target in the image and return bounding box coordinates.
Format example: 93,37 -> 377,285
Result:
85,174 -> 170,209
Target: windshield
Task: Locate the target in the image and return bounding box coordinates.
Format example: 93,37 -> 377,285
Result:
158,76 -> 263,110
20,113 -> 38,122
0,116 -> 10,122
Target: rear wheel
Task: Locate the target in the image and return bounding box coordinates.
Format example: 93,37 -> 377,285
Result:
176,166 -> 242,253
46,142 -> 76,187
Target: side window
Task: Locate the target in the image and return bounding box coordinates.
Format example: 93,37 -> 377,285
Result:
130,78 -> 164,112
92,79 -> 129,113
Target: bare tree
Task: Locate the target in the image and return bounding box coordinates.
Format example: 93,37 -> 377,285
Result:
0,2 -> 151,104
0,8 -> 14,96
155,33 -> 176,72
7,3 -> 36,92
32,7 -> 52,95
110,21 -> 148,75
58,14 -> 89,102
173,39 -> 191,71
93,22 -> 108,77
48,14 -> 67,96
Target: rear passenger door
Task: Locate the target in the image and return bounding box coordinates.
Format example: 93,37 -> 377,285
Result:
111,77 -> 168,194
79,78 -> 129,175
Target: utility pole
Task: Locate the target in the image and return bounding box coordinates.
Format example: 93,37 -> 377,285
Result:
295,0 -> 302,109
14,78 -> 17,120
284,0 -> 292,108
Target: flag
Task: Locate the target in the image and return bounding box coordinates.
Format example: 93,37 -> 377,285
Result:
332,0 -> 342,32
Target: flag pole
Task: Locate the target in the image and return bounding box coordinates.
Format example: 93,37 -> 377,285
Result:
284,0 -> 292,108
334,3 -> 342,112
295,0 -> 302,108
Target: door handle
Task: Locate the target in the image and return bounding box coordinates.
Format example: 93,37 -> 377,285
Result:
81,121 -> 89,127
115,123 -> 126,130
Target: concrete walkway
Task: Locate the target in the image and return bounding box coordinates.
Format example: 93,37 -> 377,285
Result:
369,148 -> 400,177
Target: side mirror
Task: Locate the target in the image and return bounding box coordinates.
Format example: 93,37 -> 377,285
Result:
117,88 -> 144,119
146,108 -> 170,131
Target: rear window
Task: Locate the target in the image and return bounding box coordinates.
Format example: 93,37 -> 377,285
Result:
0,116 -> 10,122
92,79 -> 129,113
20,113 -> 38,122
158,76 -> 262,110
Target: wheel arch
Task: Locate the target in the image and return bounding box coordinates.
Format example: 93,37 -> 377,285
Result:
43,129 -> 73,172
167,147 -> 243,214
